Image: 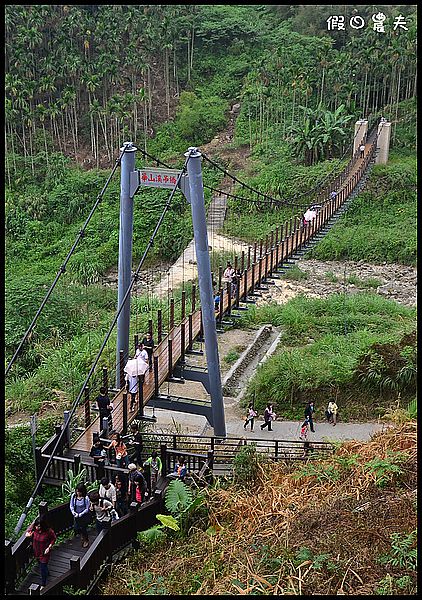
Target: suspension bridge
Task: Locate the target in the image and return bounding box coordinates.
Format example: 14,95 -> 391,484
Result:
5,116 -> 390,595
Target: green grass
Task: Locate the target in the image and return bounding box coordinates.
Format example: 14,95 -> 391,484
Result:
237,293 -> 416,419
308,155 -> 416,266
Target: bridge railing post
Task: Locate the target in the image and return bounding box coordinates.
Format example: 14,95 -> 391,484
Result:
157,309 -> 163,343
122,392 -> 128,434
84,386 -> 90,428
181,290 -> 186,321
138,375 -> 144,417
217,288 -> 223,322
154,357 -> 159,397
160,444 -> 168,476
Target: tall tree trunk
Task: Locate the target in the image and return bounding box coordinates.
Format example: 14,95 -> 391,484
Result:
96,119 -> 99,168
174,47 -> 179,96
362,70 -> 368,114
165,47 -> 170,117
5,128 -> 11,187
43,122 -> 49,166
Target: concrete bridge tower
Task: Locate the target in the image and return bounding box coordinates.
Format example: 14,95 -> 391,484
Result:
375,119 -> 392,164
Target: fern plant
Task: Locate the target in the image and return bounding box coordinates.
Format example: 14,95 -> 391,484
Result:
138,480 -> 203,545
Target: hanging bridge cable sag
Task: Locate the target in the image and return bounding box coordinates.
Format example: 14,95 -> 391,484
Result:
5,145 -> 129,377
11,152 -> 192,540
201,118 -> 372,210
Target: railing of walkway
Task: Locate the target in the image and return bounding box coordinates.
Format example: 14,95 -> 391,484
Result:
5,494 -> 164,596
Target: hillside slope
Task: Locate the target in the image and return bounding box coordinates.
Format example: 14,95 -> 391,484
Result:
100,420 -> 417,596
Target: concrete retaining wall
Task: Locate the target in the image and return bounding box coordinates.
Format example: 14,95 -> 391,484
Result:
222,324 -> 273,396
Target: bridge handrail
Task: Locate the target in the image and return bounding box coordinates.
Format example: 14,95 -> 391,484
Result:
6,494 -> 165,596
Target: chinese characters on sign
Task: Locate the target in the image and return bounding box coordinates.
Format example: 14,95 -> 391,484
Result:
140,170 -> 178,186
327,13 -> 408,32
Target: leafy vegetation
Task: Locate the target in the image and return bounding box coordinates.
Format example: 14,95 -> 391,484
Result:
100,422 -> 416,595
238,293 -> 416,419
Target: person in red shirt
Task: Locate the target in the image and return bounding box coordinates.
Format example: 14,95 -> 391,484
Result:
26,515 -> 56,588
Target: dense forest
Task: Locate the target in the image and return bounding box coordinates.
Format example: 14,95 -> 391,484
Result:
4,5 -> 417,593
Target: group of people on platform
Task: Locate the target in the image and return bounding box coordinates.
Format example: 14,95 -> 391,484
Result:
26,435 -> 189,589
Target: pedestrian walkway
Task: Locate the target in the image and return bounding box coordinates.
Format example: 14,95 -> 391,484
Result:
141,404 -> 386,443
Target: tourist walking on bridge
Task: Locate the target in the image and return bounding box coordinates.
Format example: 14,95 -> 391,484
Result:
143,450 -> 162,493
89,491 -> 113,533
129,422 -> 143,466
96,386 -> 113,430
141,332 -> 154,371
70,483 -> 91,548
359,143 -> 365,158
125,371 -> 138,412
25,515 -> 56,589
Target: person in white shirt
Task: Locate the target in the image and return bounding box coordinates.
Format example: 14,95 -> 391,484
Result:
326,400 -> 338,426
223,262 -> 234,283
125,372 -> 138,412
359,144 -> 365,158
135,343 -> 149,364
99,477 -> 117,508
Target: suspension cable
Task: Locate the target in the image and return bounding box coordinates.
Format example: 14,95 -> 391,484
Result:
11,151 -> 193,540
5,145 -> 129,377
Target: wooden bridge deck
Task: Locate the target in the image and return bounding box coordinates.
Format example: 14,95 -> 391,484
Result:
15,528 -> 99,594
71,148 -> 371,454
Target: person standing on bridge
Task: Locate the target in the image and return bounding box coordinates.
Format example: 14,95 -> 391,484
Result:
25,515 -> 56,589
88,491 -> 113,533
143,450 -> 163,493
223,262 -> 235,295
141,332 -> 155,372
359,143 -> 365,158
129,422 -> 144,466
125,371 -> 138,412
106,432 -> 129,468
96,387 -> 113,430
70,483 -> 91,548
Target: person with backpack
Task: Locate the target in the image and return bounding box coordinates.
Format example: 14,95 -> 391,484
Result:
88,490 -> 113,533
260,403 -> 276,431
25,515 -> 57,588
143,450 -> 162,493
69,483 -> 91,548
243,404 -> 257,431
